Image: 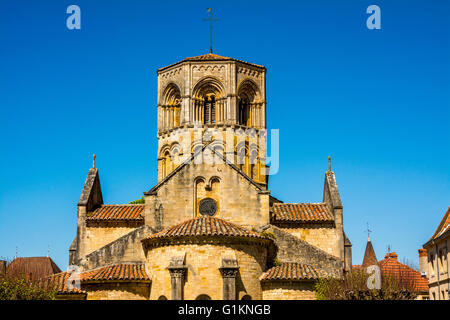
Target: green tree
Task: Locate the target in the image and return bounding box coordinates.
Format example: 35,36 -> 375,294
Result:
0,274 -> 57,300
129,196 -> 145,204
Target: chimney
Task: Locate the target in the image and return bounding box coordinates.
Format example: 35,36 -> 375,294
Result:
385,252 -> 398,261
418,248 -> 428,277
0,260 -> 6,277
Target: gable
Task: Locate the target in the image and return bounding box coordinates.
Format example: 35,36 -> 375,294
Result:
145,142 -> 264,195
143,143 -> 270,230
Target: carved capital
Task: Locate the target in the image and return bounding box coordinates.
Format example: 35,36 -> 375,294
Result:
168,267 -> 187,278
219,267 -> 239,278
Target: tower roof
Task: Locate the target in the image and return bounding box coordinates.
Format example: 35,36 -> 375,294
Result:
157,53 -> 265,72
362,239 -> 378,267
184,53 -> 232,61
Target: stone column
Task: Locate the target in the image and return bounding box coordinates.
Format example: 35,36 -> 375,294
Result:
169,106 -> 173,128
219,267 -> 239,300
168,253 -> 187,300
169,267 -> 187,300
219,252 -> 239,300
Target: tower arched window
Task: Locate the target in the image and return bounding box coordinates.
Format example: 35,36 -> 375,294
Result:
163,151 -> 171,178
238,98 -> 249,126
161,84 -> 181,131
203,95 -> 216,124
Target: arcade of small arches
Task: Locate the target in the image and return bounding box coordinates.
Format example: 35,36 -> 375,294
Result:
158,78 -> 264,132
158,140 -> 265,184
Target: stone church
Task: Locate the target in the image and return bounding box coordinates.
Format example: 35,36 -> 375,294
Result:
53,53 -> 352,300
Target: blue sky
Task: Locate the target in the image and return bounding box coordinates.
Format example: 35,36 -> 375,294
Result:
0,0 -> 449,271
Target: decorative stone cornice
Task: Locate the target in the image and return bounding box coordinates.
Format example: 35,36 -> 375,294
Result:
142,234 -> 273,249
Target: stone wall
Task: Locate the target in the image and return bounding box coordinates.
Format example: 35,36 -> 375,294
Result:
145,153 -> 270,232
80,226 -> 154,270
56,294 -> 86,300
267,225 -> 343,277
146,241 -> 268,300
84,225 -> 138,256
274,224 -> 340,258
157,127 -> 267,186
261,281 -> 317,300
84,282 -> 150,300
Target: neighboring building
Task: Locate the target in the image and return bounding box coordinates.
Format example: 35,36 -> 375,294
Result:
422,206 -> 450,300
5,257 -> 61,282
354,239 -> 429,299
379,252 -> 429,300
53,53 -> 352,300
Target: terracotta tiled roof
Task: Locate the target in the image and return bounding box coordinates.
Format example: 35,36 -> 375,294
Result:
362,239 -> 378,268
6,257 -> 61,282
352,265 -> 362,271
45,272 -> 86,295
81,264 -> 150,283
426,206 -> 450,244
158,53 -> 265,72
260,262 -> 328,281
271,203 -> 334,223
379,252 -> 429,293
184,53 -> 233,61
86,204 -> 144,222
143,216 -> 268,241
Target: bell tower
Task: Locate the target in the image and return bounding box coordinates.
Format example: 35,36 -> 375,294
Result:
156,53 -> 268,187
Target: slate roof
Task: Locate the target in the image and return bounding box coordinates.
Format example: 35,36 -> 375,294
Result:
143,216 -> 267,241
378,252 -> 429,293
86,204 -> 144,222
425,206 -> 450,246
6,257 -> 61,282
81,264 -> 150,283
260,262 -> 328,281
271,203 -> 334,223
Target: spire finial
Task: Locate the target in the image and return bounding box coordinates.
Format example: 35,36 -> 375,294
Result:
203,8 -> 219,54
328,156 -> 331,172
366,222 -> 372,241
93,154 -> 96,169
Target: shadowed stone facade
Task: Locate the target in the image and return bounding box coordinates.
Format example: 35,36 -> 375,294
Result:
62,53 -> 352,300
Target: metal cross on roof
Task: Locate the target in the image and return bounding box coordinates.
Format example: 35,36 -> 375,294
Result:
203,8 -> 219,54
366,222 -> 372,241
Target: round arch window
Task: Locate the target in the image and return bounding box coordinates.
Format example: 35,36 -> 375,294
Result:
199,198 -> 217,216
196,294 -> 211,300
